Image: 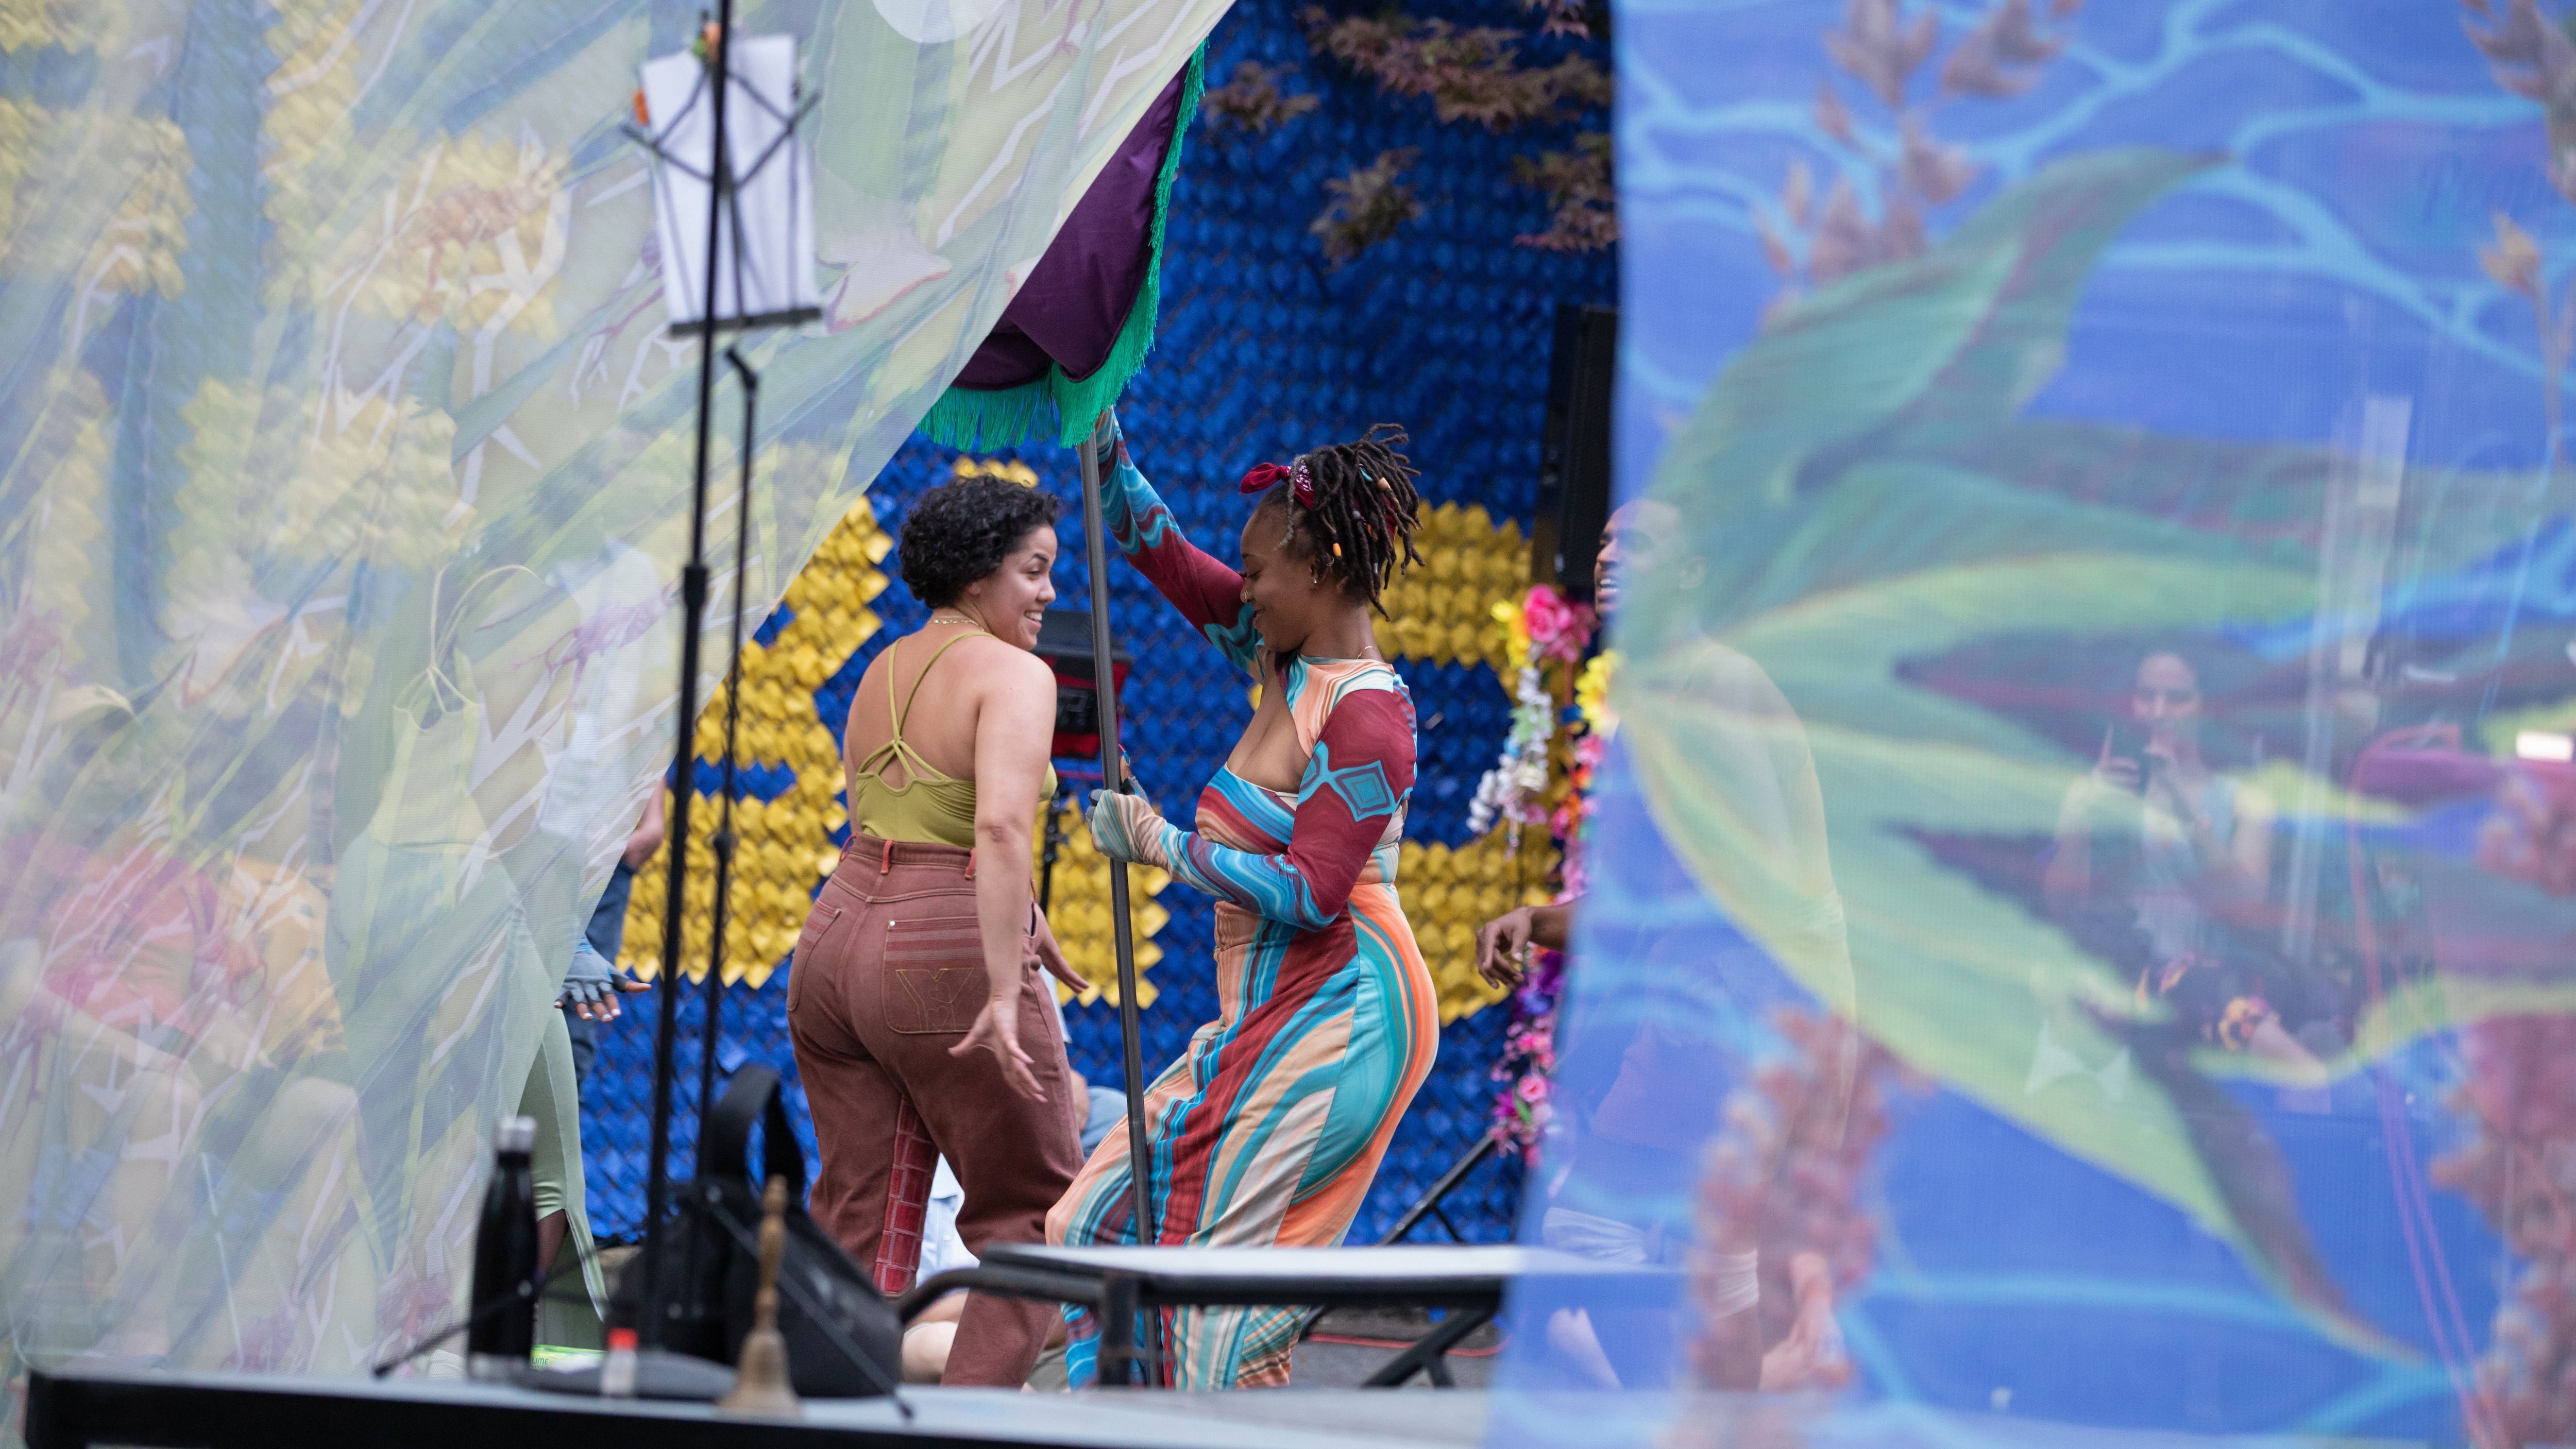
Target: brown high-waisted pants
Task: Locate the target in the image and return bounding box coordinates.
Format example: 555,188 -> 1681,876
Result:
787,832 -> 1081,1388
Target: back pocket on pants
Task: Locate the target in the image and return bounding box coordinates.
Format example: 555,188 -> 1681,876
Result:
883,915 -> 985,1034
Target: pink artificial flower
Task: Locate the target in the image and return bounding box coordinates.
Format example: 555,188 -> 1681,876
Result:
1521,585 -> 1579,659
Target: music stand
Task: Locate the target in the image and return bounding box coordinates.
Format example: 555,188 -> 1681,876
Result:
623,4 -> 821,1371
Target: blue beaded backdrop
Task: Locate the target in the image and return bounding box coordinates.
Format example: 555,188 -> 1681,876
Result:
582,0 -> 1613,1247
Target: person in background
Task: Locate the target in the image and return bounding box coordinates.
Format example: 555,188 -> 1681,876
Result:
789,473 -> 1089,1389
1472,498 -> 1854,1394
2045,648 -> 2316,1077
558,795 -> 663,1087
1472,499 -> 1655,980
507,796 -> 661,1349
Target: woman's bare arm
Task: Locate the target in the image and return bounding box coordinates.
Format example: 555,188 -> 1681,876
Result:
951,644 -> 1062,1100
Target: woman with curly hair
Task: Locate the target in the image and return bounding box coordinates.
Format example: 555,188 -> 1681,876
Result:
789,472 -> 1089,1387
1048,413 -> 1439,1388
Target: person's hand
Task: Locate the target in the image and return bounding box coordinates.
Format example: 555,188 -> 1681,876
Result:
1087,788 -> 1177,871
1476,907 -> 1538,988
952,995 -> 1047,1101
2065,737 -> 2142,833
1756,1251 -> 1851,1393
558,942 -> 644,1022
1028,909 -> 1088,993
2090,734 -> 2141,796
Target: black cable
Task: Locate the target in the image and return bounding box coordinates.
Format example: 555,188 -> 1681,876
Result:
369,1237 -> 607,1378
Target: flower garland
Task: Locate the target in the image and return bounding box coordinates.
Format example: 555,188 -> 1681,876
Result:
1477,586 -> 1601,1163
1466,584 -> 1593,845
1487,949 -> 1564,1163
1552,649 -> 1617,898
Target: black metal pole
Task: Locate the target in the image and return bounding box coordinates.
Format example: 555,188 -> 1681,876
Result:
1037,786 -> 1067,913
1077,413 -> 1156,1314
696,347 -> 758,1166
639,0 -> 735,1350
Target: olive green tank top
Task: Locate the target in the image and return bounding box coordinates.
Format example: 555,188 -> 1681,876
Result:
849,629 -> 1057,849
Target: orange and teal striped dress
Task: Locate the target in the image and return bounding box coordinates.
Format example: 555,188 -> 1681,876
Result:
1046,421 -> 1439,1388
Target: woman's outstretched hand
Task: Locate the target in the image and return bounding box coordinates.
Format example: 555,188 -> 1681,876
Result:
952,996 -> 1047,1102
1087,788 -> 1177,872
1475,907 -> 1537,988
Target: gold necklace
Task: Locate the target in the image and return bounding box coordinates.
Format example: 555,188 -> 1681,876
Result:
928,614 -> 980,629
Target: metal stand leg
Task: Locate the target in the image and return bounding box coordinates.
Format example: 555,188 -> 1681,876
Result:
1098,1273 -> 1143,1387
1384,1135 -> 1499,1246
1296,1134 -> 1503,1345
1360,1305 -> 1495,1389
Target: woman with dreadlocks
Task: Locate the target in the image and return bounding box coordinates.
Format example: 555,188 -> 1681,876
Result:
1046,412 -> 1438,1388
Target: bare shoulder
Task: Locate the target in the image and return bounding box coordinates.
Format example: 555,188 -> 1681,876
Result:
960,635 -> 1057,701
1660,637 -> 1794,716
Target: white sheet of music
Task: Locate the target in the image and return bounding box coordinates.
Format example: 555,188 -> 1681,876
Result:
641,33 -> 818,328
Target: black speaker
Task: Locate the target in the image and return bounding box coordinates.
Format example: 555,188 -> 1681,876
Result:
1534,301 -> 1617,600
1033,608 -> 1129,759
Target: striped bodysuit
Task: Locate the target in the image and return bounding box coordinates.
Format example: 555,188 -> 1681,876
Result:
1046,428 -> 1439,1388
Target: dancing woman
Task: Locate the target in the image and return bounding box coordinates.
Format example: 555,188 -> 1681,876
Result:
1050,415 -> 1439,1388
790,474 -> 1089,1387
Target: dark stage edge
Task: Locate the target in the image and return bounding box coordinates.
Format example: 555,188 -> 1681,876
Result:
26,1371 -> 2441,1448
25,1370 -> 1488,1449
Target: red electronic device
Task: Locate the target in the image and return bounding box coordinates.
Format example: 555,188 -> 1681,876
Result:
1035,608 -> 1131,760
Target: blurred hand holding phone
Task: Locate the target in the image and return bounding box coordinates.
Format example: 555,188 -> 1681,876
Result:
2096,725 -> 2149,795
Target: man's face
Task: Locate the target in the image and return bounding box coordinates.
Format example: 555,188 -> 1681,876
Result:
1594,500 -> 1684,617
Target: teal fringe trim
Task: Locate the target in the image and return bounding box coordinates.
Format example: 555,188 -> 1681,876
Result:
922,44 -> 1207,454
921,376 -> 1057,452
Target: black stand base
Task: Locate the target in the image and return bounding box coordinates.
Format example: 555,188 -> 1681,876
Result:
1359,1305 -> 1498,1389
520,1349 -> 733,1401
